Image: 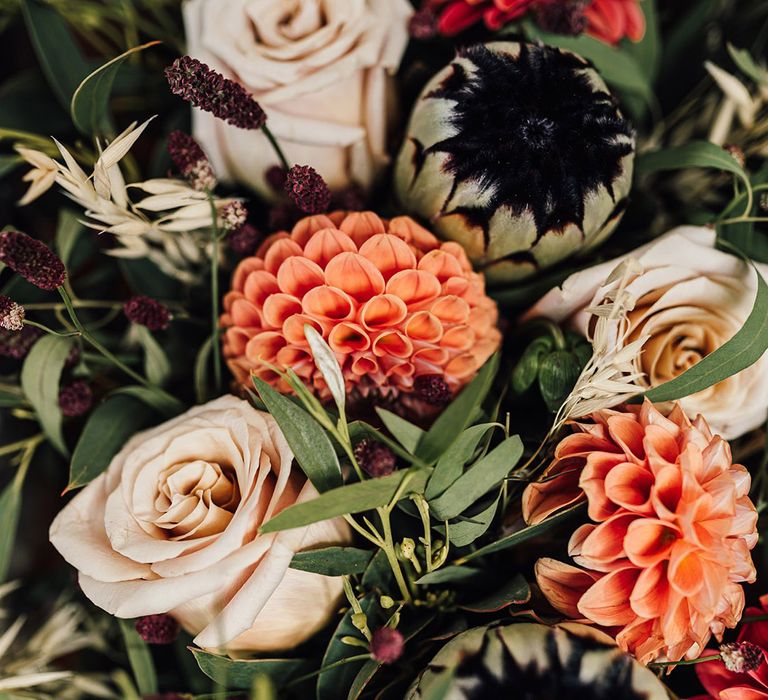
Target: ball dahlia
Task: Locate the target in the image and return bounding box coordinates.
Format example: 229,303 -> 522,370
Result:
394,42 -> 634,284
220,210 -> 501,399
531,401 -> 758,664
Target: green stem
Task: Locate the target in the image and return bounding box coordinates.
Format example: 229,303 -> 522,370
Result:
0,434 -> 43,459
378,507 -> 412,605
649,654 -> 721,668
23,320 -> 80,337
284,654 -> 372,689
206,190 -> 223,394
261,124 -> 291,172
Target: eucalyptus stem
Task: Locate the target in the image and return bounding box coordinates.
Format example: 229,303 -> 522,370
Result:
23,320 -> 80,337
284,654 -> 372,689
206,190 -> 223,394
261,124 -> 291,172
378,507 -> 412,605
649,654 -> 721,669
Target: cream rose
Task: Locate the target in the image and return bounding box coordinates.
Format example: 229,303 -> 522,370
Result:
526,226 -> 768,440
183,0 -> 412,198
49,395 -> 350,652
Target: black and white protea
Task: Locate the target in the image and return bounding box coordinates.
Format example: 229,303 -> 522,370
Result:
395,42 -> 635,284
407,623 -> 669,699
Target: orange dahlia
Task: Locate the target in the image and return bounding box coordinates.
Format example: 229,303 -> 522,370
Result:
221,210 -> 501,399
532,400 -> 758,664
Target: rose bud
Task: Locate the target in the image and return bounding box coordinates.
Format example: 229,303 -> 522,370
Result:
394,42 -> 635,285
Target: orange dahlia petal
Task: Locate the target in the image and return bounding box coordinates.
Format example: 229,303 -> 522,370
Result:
630,561 -> 670,619
624,518 -> 680,569
404,311 -> 444,342
339,211 -> 386,247
577,567 -> 641,627
535,558 -> 599,619
290,214 -> 337,247
302,285 -> 355,321
276,256 -> 325,298
261,293 -> 302,329
302,227 -> 357,268
328,322 -> 371,354
360,294 -> 408,331
358,234 -> 417,280
263,238 -> 303,275
418,249 -> 465,281
387,269 -> 442,308
325,252 -> 385,302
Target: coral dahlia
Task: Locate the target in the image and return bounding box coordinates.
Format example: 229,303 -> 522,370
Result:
532,400 -> 758,664
221,211 -> 501,399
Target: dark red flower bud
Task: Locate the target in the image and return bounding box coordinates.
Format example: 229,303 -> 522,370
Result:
265,165 -> 287,192
228,223 -> 261,257
284,165 -> 331,214
720,641 -> 764,673
409,8 -> 439,39
0,326 -> 41,360
124,296 -> 172,331
135,614 -> 179,645
413,374 -> 452,406
534,0 -> 587,36
333,184 -> 367,212
0,230 -> 66,291
221,201 -> 248,231
354,438 -> 397,478
58,380 -> 93,417
370,627 -> 404,664
0,295 -> 24,332
166,56 -> 267,130
167,130 -> 216,190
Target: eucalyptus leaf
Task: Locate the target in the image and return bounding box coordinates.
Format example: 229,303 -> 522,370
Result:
253,378 -> 342,493
260,468 -> 429,534
20,334 -> 72,456
66,395 -> 148,492
727,44 -> 768,87
417,354 -> 499,464
416,566 -> 484,585
55,210 -> 83,270
429,436 -> 523,521
304,324 -> 346,418
375,408 -> 424,454
458,575 -> 531,612
191,648 -> 309,690
119,619 -> 157,696
111,385 -> 183,417
645,259 -> 768,402
0,462 -> 28,582
446,495 -> 500,548
290,547 -> 373,576
347,659 -> 380,700
134,325 -> 171,386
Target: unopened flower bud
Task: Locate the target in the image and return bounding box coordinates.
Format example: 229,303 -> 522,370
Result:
354,438 -> 397,478
228,223 -> 260,257
413,374 -> 452,406
265,165 -> 287,192
351,612 -> 368,632
0,295 -> 24,331
58,380 -> 93,417
399,538 -> 416,560
221,201 -> 248,231
380,595 -> 395,609
0,230 -> 66,291
284,165 -> 331,214
135,614 -> 179,645
124,296 -> 173,331
370,627 -> 404,665
167,130 -> 216,191
720,641 -> 764,673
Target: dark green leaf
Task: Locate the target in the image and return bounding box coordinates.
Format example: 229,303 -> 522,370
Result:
119,619 -> 157,696
361,549 -> 392,590
645,261 -> 768,402
623,0 -> 659,82
111,385 -> 184,418
191,648 -> 309,690
459,575 -> 531,612
71,41 -> 160,135
347,660 -> 380,700
134,325 -> 171,386
20,0 -> 91,110
194,334 -> 213,404
290,547 -> 373,576
426,423 -> 498,501
20,334 -> 72,456
417,354 -> 499,464
260,468 -> 429,534
429,436 -> 523,521
416,566 -> 483,585
253,378 -> 342,493
0,389 -> 26,408
538,350 -> 582,412
375,408 -> 424,453
727,44 -> 768,86
55,210 -> 83,270
458,503 -> 587,563
0,462 -> 27,582
66,395 -> 148,491
447,495 -> 500,548
0,154 -> 21,179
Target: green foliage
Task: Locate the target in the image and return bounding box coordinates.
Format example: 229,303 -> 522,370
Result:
119,619 -> 158,697
289,547 -> 373,576
191,649 -> 309,691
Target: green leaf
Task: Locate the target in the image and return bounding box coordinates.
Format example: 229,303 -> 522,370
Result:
429,436 -> 523,521
417,354 -> 499,464
194,334 -> 213,404
375,408 -> 424,453
459,575 -> 531,612
0,462 -> 29,582
416,566 -> 484,585
20,334 -> 72,456
347,659 -> 380,700
458,503 -> 587,563
511,337 -> 551,394
253,378 -> 342,493
260,468 -> 429,534
119,619 -> 158,697
622,0 -> 659,82
447,495 -> 500,548
20,0 -> 91,111
728,44 -> 768,87
70,41 -> 160,135
0,154 -> 21,179
133,325 -> 171,386
55,210 -> 83,270
637,140 -> 750,191
538,350 -> 582,412
304,325 -> 346,419
426,423 -> 498,501
290,547 -> 373,576
66,395 -> 148,492
191,648 -> 309,690
111,385 -> 184,418
0,390 -> 26,408
645,259 -> 768,403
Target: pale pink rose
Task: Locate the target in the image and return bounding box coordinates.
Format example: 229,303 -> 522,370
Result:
525,226 -> 768,440
49,395 -> 350,652
183,0 -> 412,199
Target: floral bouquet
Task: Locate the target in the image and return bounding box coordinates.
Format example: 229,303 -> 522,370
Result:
1,0 -> 768,698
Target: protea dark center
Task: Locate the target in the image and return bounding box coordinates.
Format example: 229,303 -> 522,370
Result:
395,42 -> 635,284
407,624 -> 668,699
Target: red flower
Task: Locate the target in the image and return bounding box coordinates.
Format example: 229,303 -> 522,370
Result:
430,0 -> 645,45
694,595 -> 768,699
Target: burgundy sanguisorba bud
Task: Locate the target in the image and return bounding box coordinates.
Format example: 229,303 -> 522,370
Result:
370,627 -> 404,664
58,380 -> 93,417
0,326 -> 40,360
165,56 -> 267,130
0,230 -> 66,291
408,7 -> 439,40
354,438 -> 397,478
284,165 -> 332,214
0,295 -> 24,332
135,614 -> 179,645
124,296 -> 173,332
167,130 -> 216,191
534,0 -> 588,36
720,641 -> 764,673
265,165 -> 287,192
413,374 -> 453,407
221,201 -> 248,231
228,223 -> 260,257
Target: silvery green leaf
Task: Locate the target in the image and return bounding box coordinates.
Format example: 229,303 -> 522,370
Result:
304,324 -> 346,417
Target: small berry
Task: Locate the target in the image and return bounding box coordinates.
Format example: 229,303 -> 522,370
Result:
58,380 -> 93,417
354,439 -> 397,478
0,296 -> 25,332
413,375 -> 452,406
135,614 -> 180,645
0,230 -> 66,291
124,296 -> 172,332
284,165 -> 332,214
370,627 -> 404,664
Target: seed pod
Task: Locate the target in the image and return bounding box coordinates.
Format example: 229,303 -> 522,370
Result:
395,42 -> 635,284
